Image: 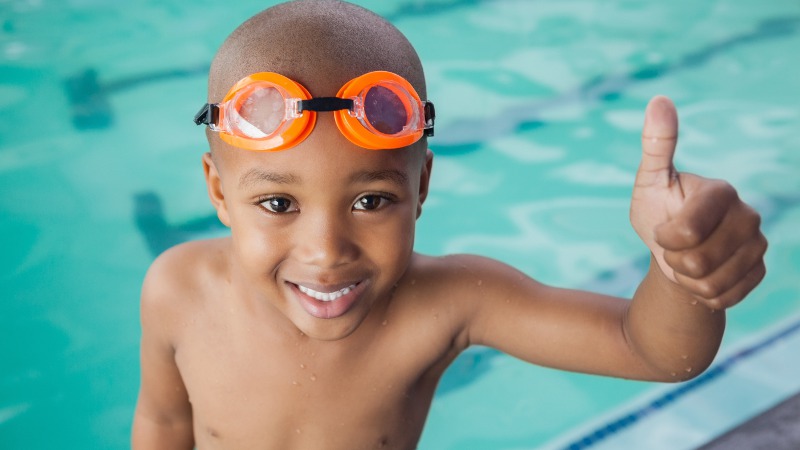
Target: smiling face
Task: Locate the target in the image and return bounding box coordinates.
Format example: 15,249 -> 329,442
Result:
200,0 -> 432,340
204,112 -> 432,340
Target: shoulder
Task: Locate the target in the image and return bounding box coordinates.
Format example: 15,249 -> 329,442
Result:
403,252 -> 553,342
140,238 -> 232,344
406,252 -> 533,290
401,252 -> 542,315
142,237 -> 230,297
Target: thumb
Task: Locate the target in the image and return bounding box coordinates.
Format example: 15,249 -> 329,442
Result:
637,95 -> 681,191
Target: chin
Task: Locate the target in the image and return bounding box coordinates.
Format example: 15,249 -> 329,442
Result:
295,315 -> 368,341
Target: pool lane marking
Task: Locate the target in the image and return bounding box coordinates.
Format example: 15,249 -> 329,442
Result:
558,314 -> 800,450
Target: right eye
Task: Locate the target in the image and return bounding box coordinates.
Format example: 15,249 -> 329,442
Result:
259,196 -> 297,214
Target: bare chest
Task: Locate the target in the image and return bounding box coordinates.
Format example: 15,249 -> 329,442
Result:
175,312 -> 453,449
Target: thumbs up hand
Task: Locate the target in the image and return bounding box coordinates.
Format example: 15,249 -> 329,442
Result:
630,96 -> 767,310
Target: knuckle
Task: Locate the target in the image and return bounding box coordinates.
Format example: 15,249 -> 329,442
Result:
695,278 -> 722,299
751,262 -> 767,285
682,252 -> 711,277
742,233 -> 768,265
740,205 -> 763,236
709,179 -> 737,201
705,298 -> 724,310
677,223 -> 704,247
756,233 -> 769,256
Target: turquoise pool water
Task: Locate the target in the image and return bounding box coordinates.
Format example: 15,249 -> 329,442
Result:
1,0 -> 799,448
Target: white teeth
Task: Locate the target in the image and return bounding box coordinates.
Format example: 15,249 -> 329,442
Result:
297,284 -> 356,302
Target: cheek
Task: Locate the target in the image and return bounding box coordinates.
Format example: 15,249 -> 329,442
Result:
364,212 -> 417,273
229,214 -> 288,275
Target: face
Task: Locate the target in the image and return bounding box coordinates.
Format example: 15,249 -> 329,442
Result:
204,114 -> 432,341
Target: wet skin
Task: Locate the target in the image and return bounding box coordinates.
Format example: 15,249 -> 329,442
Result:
132,98 -> 766,449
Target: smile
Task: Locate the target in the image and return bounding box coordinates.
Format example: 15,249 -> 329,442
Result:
297,283 -> 358,302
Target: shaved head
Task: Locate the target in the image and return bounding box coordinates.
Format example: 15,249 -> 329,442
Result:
208,0 -> 426,102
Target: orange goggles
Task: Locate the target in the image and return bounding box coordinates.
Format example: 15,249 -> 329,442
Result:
194,71 -> 435,151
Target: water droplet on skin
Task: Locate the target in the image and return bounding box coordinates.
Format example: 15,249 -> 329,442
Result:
411,279 -> 416,285
381,320 -> 388,326
292,380 -> 299,386
685,367 -> 693,373
670,372 -> 677,377
296,428 -> 301,434
690,300 -> 698,306
477,280 -> 483,286
300,364 -> 306,369
310,374 -> 317,381
433,314 -> 439,319
681,355 -> 688,360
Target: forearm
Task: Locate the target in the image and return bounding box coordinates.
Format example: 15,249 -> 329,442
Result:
132,409 -> 195,450
623,255 -> 725,381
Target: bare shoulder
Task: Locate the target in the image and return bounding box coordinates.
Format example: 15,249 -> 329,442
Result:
140,237 -> 232,343
405,252 -> 538,295
143,237 -> 230,299
402,253 -> 547,335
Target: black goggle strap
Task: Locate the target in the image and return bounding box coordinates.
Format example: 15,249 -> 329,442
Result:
194,103 -> 219,126
423,101 -> 435,137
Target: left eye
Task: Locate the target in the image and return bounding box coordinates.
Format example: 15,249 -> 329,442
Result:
354,195 -> 387,211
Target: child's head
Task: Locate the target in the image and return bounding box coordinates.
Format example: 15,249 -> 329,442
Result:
197,0 -> 434,340
206,0 -> 433,158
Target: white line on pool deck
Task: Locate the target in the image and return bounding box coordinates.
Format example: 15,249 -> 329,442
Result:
541,312 -> 800,450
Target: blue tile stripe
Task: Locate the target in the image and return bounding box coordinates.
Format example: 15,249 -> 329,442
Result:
561,317 -> 800,450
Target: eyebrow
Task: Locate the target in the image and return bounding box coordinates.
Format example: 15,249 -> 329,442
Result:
237,168 -> 409,189
350,169 -> 409,187
238,169 -> 300,188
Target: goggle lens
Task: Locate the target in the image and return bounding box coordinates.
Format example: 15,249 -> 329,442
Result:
229,84 -> 286,138
364,84 -> 408,136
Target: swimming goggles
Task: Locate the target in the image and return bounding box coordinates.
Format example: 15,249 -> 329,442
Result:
194,71 -> 435,151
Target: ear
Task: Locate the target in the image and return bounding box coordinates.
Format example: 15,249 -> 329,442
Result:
202,152 -> 231,227
416,148 -> 434,219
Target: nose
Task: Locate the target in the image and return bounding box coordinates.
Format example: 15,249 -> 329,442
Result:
293,209 -> 359,269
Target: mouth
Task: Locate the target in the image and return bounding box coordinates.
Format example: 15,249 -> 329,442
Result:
288,280 -> 367,319
296,283 -> 357,302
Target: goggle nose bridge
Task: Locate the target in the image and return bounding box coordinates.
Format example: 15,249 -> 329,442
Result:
296,97 -> 355,114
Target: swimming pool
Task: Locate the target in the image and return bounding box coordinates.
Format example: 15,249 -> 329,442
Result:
1,0 -> 798,448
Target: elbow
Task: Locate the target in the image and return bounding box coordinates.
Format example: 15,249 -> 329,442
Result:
632,341 -> 720,383
649,356 -> 715,383
621,322 -> 722,384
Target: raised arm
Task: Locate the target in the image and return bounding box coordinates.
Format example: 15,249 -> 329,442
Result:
625,96 -> 766,377
132,259 -> 195,449
459,96 -> 766,381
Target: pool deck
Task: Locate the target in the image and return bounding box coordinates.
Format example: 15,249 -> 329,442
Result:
699,391 -> 800,450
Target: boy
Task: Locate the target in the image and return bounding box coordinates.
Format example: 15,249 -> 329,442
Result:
132,1 -> 767,449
